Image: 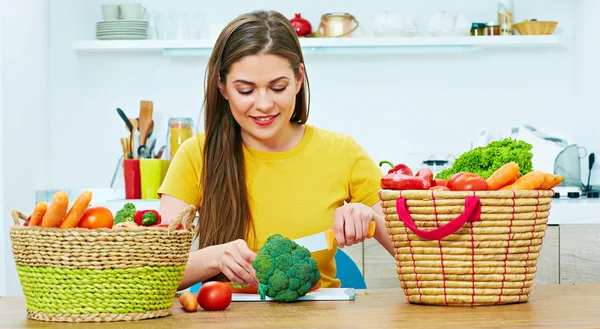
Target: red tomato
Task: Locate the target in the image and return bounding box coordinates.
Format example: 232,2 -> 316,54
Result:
197,281 -> 232,311
432,179 -> 448,187
78,206 -> 114,229
447,172 -> 467,189
449,173 -> 488,191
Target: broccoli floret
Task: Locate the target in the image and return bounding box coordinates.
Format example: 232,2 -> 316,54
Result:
435,138 -> 534,180
253,234 -> 321,303
114,203 -> 136,225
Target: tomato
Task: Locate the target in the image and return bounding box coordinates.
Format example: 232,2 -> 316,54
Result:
197,281 -> 232,311
449,173 -> 488,191
447,172 -> 467,189
432,179 -> 448,187
78,206 -> 114,229
429,186 -> 450,191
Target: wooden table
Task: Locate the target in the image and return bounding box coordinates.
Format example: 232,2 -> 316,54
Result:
2,284 -> 600,328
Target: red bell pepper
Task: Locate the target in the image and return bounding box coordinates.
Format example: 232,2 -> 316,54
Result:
134,210 -> 162,226
415,168 -> 434,185
380,163 -> 431,190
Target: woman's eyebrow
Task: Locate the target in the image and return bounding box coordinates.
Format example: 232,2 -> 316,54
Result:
232,76 -> 290,85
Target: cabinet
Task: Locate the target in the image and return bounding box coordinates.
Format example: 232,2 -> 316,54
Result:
534,225 -> 560,284
560,224 -> 600,284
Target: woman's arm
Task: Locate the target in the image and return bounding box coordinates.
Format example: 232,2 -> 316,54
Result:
160,194 -> 258,290
370,202 -> 395,257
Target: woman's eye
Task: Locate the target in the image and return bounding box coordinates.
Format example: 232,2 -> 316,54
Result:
272,87 -> 287,93
238,90 -> 253,95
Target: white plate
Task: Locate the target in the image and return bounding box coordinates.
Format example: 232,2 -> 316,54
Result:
96,35 -> 148,40
96,28 -> 148,33
97,22 -> 148,27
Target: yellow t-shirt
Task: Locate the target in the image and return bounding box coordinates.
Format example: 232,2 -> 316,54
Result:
157,124 -> 383,288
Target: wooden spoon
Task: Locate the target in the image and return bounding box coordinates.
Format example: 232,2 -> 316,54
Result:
137,100 -> 154,158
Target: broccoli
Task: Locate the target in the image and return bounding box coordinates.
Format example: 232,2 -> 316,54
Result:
114,203 -> 136,225
252,234 -> 321,303
435,138 -> 534,181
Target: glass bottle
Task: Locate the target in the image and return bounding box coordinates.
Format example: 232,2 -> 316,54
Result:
167,118 -> 194,160
498,0 -> 514,36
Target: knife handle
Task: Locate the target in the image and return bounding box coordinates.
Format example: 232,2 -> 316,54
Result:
326,221 -> 377,250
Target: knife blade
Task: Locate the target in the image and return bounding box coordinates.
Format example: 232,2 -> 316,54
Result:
293,221 -> 376,253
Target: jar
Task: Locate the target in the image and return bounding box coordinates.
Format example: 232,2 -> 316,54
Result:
485,21 -> 500,36
498,0 -> 514,35
319,13 -> 359,37
168,118 -> 194,160
470,23 -> 487,36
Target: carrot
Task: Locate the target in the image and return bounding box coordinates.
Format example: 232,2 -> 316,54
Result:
549,175 -> 565,188
60,190 -> 93,228
486,162 -> 520,190
538,173 -> 556,190
28,201 -> 47,227
502,171 -> 545,191
41,191 -> 69,228
179,292 -> 198,312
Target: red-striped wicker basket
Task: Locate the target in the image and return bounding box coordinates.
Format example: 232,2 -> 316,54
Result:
379,189 -> 553,306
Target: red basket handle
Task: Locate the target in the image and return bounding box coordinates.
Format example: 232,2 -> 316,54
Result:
395,196 -> 482,240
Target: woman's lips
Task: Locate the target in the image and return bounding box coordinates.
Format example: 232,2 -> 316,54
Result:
251,114 -> 279,127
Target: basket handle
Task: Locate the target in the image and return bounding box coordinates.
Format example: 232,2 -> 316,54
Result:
395,196 -> 481,240
168,204 -> 197,233
10,209 -> 28,226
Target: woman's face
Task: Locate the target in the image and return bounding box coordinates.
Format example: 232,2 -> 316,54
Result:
219,53 -> 304,150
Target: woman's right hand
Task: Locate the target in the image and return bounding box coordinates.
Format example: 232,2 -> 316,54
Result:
217,239 -> 259,287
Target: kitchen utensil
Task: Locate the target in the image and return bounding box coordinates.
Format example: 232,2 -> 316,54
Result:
120,137 -> 129,159
293,221 -> 376,253
125,135 -> 133,159
587,152 -> 595,192
553,144 -> 587,197
231,288 -> 355,302
138,137 -> 156,159
318,13 -> 359,37
289,13 -> 312,36
155,145 -> 166,159
117,108 -> 133,132
138,101 -> 154,157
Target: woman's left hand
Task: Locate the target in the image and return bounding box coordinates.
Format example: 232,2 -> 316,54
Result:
332,203 -> 374,248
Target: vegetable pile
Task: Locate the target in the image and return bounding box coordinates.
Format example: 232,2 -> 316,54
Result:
252,234 -> 321,302
435,138 -> 534,181
380,139 -> 564,192
18,191 -> 179,230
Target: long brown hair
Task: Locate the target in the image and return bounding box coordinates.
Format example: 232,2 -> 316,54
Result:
198,10 -> 310,282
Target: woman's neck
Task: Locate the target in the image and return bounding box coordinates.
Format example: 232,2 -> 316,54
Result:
242,123 -> 305,153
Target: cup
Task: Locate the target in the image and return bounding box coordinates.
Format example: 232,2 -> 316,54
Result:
123,159 -> 141,200
120,4 -> 147,20
139,159 -> 170,200
101,4 -> 120,21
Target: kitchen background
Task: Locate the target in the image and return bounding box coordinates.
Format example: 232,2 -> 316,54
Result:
2,0 -> 600,296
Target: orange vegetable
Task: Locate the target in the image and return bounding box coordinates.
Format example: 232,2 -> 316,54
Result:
60,190 -> 93,228
537,173 -> 556,190
28,201 -> 47,227
485,162 -> 520,190
500,171 -> 545,191
42,191 -> 69,228
549,175 -> 564,188
179,292 -> 199,312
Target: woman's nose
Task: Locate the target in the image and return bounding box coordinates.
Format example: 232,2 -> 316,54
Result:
255,90 -> 273,112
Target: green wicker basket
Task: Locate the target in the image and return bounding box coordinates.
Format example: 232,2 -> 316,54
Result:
9,205 -> 196,323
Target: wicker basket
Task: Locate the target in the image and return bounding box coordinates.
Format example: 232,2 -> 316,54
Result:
9,205 -> 197,323
513,21 -> 558,35
379,189 -> 554,306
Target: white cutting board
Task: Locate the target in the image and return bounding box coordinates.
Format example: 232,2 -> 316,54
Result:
231,288 -> 355,302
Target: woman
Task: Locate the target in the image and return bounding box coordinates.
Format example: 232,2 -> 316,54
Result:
158,9 -> 394,291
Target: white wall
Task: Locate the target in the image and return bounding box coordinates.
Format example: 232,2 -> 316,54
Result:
0,0 -> 5,297
1,0 -> 51,296
48,0 -> 589,190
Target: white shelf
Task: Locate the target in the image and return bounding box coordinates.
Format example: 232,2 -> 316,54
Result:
72,35 -> 563,56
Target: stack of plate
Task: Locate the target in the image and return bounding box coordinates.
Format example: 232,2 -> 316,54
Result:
96,20 -> 149,40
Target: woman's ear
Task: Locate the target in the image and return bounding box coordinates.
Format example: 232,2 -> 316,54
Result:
295,64 -> 305,94
218,74 -> 229,100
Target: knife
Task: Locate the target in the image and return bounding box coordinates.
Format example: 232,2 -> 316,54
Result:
293,221 -> 377,253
